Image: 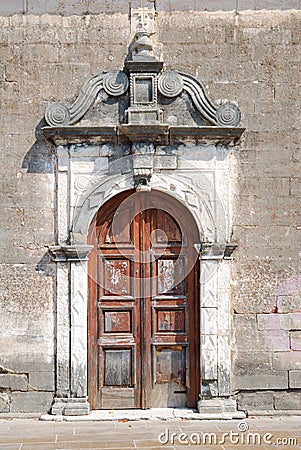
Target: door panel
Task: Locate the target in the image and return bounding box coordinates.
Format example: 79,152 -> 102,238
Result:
88,190 -> 199,409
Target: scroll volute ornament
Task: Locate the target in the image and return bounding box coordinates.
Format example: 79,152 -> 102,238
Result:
158,70 -> 241,127
45,70 -> 129,127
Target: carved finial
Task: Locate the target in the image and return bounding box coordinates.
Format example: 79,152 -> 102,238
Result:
132,29 -> 156,61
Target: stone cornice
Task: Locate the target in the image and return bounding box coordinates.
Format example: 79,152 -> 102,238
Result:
42,125 -> 245,146
48,245 -> 94,262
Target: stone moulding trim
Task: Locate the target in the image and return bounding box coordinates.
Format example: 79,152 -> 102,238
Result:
48,245 -> 94,262
42,125 -> 245,146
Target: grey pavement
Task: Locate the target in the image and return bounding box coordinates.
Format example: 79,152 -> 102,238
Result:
0,416 -> 301,449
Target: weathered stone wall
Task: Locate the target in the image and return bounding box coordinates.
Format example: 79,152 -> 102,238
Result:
1,0 -> 301,15
0,6 -> 300,413
158,9 -> 301,413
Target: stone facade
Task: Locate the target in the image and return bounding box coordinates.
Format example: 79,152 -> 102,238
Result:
0,2 -> 300,415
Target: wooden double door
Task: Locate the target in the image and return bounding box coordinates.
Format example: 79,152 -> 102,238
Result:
88,190 -> 199,409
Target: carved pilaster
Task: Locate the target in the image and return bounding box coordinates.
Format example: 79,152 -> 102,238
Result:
198,242 -> 237,402
49,245 -> 93,415
55,262 -> 70,397
70,260 -> 89,398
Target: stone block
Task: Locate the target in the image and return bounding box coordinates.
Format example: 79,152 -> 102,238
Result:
195,0 -> 237,11
0,393 -> 10,413
289,370 -> 301,388
290,331 -> 301,351
27,0 -> 48,14
89,0 -> 129,14
0,350 -> 55,374
234,315 -> 289,352
154,155 -> 177,170
291,178 -> 301,196
257,313 -> 301,331
51,397 -> 90,415
274,391 -> 301,410
234,351 -> 273,374
278,296 -> 301,314
0,374 -> 28,391
166,0 -> 195,11
253,0 -> 301,10
10,391 -> 53,414
0,0 -> 23,14
198,398 -> 237,414
234,371 -> 288,390
29,372 -> 55,391
274,351 -> 301,370
237,391 -> 274,411
39,0 -> 90,15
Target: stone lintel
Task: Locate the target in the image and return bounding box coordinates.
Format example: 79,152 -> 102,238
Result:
195,242 -> 238,260
49,245 -> 94,262
43,125 -> 245,146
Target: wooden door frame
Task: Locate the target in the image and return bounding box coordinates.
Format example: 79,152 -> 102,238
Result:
87,189 -> 200,410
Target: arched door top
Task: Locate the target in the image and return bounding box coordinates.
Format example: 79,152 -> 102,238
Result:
71,172 -> 223,246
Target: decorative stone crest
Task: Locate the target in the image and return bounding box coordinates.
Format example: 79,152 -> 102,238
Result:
45,66 -> 242,129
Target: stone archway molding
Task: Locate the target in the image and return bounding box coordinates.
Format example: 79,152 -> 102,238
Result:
71,171 -> 222,244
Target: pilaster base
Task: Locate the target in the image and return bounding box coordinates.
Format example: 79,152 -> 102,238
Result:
197,398 -> 245,419
51,397 -> 90,416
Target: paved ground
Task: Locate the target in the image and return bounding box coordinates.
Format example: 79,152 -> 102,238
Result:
0,416 -> 300,449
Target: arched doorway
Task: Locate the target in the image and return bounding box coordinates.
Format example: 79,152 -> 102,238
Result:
87,189 -> 200,409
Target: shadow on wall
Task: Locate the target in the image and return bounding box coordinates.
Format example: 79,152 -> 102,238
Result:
22,118 -> 56,274
22,118 -> 54,174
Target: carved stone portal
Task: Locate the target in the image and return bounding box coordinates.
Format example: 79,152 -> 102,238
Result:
43,19 -> 244,417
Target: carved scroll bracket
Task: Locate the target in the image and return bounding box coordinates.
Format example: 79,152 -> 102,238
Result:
48,245 -> 93,262
194,242 -> 238,260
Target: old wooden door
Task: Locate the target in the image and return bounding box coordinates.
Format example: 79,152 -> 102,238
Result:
88,190 -> 199,409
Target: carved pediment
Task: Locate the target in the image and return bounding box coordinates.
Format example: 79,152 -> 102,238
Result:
43,30 -> 244,146
45,69 -> 241,127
